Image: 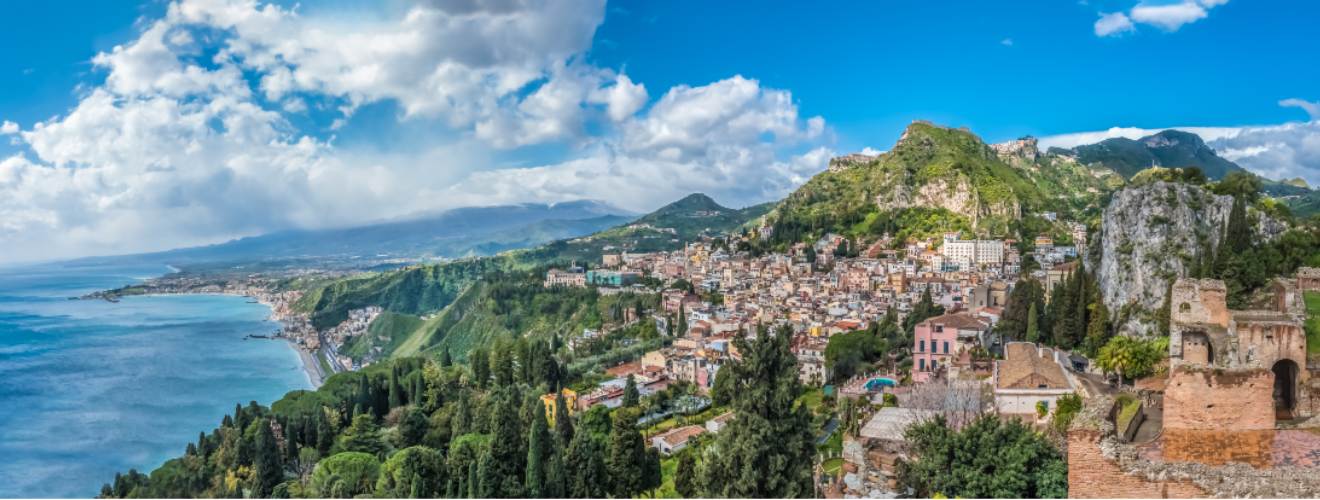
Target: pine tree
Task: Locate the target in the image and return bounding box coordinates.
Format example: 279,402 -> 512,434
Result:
388,368 -> 404,409
484,389 -> 525,497
440,347 -> 452,368
525,404 -> 550,497
701,324 -> 816,497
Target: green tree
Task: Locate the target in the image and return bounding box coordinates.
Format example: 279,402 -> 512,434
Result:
1095,335 -> 1167,384
397,407 -> 428,449
710,366 -> 735,406
898,414 -> 1066,498
310,452 -> 381,498
525,404 -> 551,497
376,446 -> 445,498
482,389 -> 525,497
622,375 -> 640,408
606,411 -> 649,497
470,347 -> 490,388
553,391 -> 574,446
674,452 -> 700,497
700,324 -> 816,497
251,418 -> 284,497
337,414 -> 388,457
564,427 -> 607,498
1025,302 -> 1040,343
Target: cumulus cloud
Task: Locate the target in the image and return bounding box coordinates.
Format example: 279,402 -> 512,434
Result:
0,0 -> 830,263
1095,0 -> 1226,37
1037,118 -> 1320,188
1095,12 -> 1135,37
445,76 -> 830,212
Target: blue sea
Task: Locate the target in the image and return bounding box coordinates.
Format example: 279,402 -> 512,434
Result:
0,263 -> 312,498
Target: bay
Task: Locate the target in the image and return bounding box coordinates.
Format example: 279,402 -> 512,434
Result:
0,262 -> 311,498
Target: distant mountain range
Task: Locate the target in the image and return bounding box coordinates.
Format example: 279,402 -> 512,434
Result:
1048,130 -> 1244,180
78,201 -> 634,272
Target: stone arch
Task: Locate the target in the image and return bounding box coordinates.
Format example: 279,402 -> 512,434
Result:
1273,359 -> 1299,418
1181,331 -> 1213,365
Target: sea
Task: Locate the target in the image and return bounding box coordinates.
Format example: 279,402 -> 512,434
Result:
0,262 -> 312,498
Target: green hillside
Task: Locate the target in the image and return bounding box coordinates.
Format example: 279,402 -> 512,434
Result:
297,192 -> 765,353
769,122 -> 1115,246
1054,129 -> 1245,179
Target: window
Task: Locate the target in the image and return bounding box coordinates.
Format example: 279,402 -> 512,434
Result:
935,325 -> 944,333
919,359 -> 926,371
919,340 -> 925,353
943,341 -> 949,354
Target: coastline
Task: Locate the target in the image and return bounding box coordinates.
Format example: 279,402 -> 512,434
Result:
96,288 -> 328,389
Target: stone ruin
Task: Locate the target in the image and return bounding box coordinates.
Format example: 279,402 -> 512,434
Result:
1167,277 -> 1311,423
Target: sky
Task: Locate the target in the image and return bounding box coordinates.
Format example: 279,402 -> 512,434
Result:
1,0 -> 1318,263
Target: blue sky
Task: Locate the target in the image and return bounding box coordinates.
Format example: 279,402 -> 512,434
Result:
0,0 -> 1317,261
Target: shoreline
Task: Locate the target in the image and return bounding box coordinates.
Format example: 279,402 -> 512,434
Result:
99,288 -> 328,389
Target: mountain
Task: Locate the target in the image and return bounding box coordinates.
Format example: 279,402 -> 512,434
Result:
296,193 -> 770,348
1050,129 -> 1245,180
768,122 -> 1120,246
83,201 -> 633,272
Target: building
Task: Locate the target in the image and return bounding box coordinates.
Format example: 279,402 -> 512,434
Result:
705,412 -> 735,433
1167,277 -> 1310,423
912,313 -> 990,383
544,268 -> 586,287
940,233 -> 1004,268
992,342 -> 1076,416
586,270 -> 642,287
651,425 -> 706,455
539,388 -> 578,424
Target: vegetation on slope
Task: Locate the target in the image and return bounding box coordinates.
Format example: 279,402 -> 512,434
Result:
769,122 -> 1114,247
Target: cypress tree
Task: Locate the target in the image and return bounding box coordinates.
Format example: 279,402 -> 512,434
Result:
554,391 -> 574,446
565,423 -> 606,498
252,419 -> 283,497
1025,302 -> 1040,343
525,404 -> 550,497
606,413 -> 646,498
622,375 -> 640,408
440,347 -> 452,368
388,369 -> 404,409
470,347 -> 489,388
674,452 -> 699,497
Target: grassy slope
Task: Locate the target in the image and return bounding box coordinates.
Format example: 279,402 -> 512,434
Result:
769,122 -> 1108,246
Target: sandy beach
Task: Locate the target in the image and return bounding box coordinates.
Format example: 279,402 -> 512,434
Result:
293,343 -> 326,387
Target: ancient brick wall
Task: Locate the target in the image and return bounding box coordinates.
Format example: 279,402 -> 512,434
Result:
1067,431 -> 1207,498
1164,368 -> 1274,431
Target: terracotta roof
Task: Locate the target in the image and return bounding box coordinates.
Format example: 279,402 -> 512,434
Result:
653,425 -> 706,447
921,312 -> 989,331
995,342 -> 1071,390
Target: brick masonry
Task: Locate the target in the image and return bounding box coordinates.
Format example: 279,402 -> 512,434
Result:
1163,368 -> 1274,431
1068,430 -> 1207,498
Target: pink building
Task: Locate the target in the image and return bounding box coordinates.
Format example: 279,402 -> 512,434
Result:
912,313 -> 989,383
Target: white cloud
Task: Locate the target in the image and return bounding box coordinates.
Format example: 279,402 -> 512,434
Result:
1095,12 -> 1135,37
1038,120 -> 1320,188
1280,98 -> 1320,121
444,76 -> 831,212
1000,38 -> 1014,47
1095,0 -> 1226,37
0,0 -> 829,263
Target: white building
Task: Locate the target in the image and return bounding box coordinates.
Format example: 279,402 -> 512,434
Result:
940,233 -> 1004,268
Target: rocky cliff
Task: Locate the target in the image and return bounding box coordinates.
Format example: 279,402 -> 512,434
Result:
1096,181 -> 1234,335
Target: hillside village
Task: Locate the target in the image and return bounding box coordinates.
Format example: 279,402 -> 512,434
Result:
96,123 -> 1320,499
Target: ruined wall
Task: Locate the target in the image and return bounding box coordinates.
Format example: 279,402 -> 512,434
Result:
1164,368 -> 1274,431
1067,430 -> 1207,499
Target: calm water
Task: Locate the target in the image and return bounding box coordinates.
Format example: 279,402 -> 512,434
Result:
0,263 -> 311,498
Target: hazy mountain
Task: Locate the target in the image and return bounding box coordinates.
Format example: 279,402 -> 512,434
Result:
1049,129 -> 1245,180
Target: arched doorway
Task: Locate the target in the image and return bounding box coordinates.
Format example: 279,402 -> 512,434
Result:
1273,359 -> 1299,420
